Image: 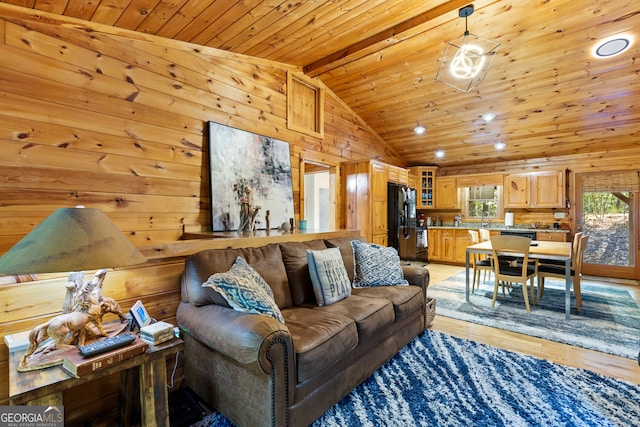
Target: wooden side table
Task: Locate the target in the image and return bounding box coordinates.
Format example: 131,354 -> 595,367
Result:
9,338 -> 183,426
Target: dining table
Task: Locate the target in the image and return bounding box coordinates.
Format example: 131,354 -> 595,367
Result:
465,240 -> 573,319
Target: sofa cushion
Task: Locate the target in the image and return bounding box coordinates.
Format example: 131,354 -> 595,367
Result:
202,257 -> 285,323
280,240 -> 328,305
282,307 -> 358,382
351,240 -> 409,288
316,294 -> 394,340
307,248 -> 352,306
239,245 -> 293,308
351,285 -> 423,322
324,236 -> 366,282
182,244 -> 292,309
183,248 -> 244,307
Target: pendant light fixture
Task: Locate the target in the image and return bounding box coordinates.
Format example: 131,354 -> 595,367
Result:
435,4 -> 500,93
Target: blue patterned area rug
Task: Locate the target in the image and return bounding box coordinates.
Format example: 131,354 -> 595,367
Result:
428,271 -> 640,359
195,330 -> 640,426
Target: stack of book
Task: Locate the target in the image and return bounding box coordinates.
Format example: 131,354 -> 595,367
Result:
62,336 -> 148,377
140,321 -> 175,346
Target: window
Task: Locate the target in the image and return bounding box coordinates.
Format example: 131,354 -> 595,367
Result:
462,186 -> 502,219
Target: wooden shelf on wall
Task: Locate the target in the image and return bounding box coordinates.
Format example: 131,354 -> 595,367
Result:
139,229 -> 361,260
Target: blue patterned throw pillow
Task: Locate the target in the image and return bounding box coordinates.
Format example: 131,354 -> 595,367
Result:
307,248 -> 352,306
351,240 -> 409,288
202,257 -> 285,323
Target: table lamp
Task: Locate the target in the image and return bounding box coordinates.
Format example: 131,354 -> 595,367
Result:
0,206 -> 146,274
0,206 -> 147,371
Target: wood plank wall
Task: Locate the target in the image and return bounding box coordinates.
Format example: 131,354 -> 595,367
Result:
0,4 -> 401,424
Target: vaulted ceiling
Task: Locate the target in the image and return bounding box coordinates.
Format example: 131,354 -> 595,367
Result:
3,0 -> 638,167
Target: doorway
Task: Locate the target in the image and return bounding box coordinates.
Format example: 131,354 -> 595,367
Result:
304,169 -> 330,230
575,171 -> 640,279
301,160 -> 335,231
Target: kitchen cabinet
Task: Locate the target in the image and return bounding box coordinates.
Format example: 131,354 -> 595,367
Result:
371,232 -> 388,246
399,169 -> 409,185
342,159 -> 405,245
532,171 -> 565,208
504,170 -> 565,208
427,229 -> 440,260
387,166 -> 400,183
435,177 -> 458,209
408,174 -> 418,189
536,231 -> 566,242
371,161 -> 388,244
427,228 -> 455,262
456,173 -> 503,187
441,230 -> 455,262
429,228 -> 497,265
454,229 -> 471,263
388,166 -> 409,185
409,167 -> 436,208
504,174 -> 530,207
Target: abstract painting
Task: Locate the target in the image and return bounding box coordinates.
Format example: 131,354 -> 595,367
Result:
208,122 -> 294,231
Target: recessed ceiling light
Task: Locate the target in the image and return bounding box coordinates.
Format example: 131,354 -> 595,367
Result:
494,142 -> 506,150
414,125 -> 426,135
593,34 -> 633,58
435,150 -> 445,158
482,112 -> 496,121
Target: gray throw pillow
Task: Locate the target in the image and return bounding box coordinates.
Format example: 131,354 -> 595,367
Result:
202,256 -> 285,323
351,240 -> 409,288
307,248 -> 352,306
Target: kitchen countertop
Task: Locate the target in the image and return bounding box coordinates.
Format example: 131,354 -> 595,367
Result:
424,224 -> 569,233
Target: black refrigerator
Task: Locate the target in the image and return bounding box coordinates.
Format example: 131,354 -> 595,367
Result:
387,182 -> 417,259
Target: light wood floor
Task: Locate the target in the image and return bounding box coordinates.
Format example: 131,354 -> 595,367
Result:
424,263 -> 640,385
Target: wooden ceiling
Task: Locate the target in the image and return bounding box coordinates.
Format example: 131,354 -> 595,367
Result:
3,0 -> 639,167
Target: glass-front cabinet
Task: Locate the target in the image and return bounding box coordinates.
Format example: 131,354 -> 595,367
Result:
410,167 -> 437,208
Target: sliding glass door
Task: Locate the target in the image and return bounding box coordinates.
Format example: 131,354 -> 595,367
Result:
575,171 -> 640,279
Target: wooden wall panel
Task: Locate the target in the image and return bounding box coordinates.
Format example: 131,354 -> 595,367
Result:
0,5 -> 396,420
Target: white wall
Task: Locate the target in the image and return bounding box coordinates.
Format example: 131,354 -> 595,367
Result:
304,172 -> 330,230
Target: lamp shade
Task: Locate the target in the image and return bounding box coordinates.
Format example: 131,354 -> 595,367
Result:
0,207 -> 146,274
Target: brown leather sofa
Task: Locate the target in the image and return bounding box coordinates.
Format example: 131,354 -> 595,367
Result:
177,236 -> 430,427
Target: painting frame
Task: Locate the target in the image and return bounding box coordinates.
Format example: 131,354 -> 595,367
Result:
207,121 -> 294,232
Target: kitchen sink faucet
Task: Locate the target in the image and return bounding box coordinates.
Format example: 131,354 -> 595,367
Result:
481,211 -> 491,228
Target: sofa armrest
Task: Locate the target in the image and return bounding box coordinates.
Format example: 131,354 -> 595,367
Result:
177,302 -> 294,374
402,264 -> 430,295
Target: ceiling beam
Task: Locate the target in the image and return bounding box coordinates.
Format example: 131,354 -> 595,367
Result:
303,0 -> 473,77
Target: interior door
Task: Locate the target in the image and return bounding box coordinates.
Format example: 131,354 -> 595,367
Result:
576,171 -> 640,279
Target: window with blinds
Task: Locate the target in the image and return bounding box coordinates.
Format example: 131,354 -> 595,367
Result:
581,170 -> 640,192
463,185 -> 502,219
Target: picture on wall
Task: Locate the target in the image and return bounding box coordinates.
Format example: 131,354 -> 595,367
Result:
208,121 -> 294,232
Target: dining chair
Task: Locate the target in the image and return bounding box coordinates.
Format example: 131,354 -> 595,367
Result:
489,235 -> 539,314
478,228 -> 491,243
538,232 -> 583,267
537,235 -> 589,312
468,230 -> 493,292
